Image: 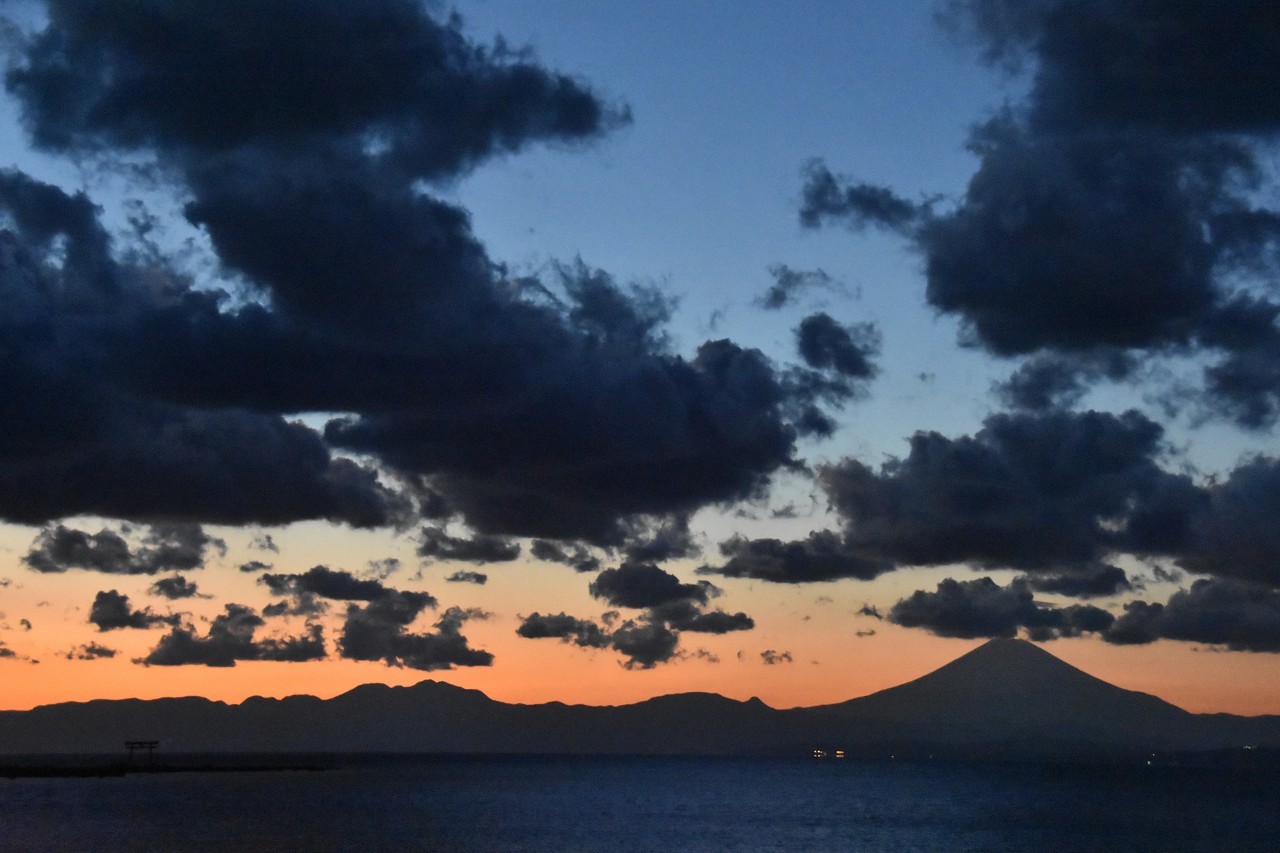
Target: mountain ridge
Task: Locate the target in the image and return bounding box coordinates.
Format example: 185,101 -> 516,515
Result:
3,639 -> 1277,758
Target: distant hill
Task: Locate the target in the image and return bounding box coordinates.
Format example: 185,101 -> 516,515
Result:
3,639 -> 1278,759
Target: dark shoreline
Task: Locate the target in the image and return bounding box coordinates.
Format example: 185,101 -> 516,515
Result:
0,758 -> 329,778
4,746 -> 1278,778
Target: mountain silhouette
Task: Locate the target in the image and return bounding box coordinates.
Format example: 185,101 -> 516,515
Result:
789,639 -> 1221,757
3,639 -> 1277,759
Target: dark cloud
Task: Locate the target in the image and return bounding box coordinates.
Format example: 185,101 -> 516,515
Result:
589,561 -> 715,610
812,1 -> 1280,425
141,604 -> 326,667
417,527 -> 521,564
647,600 -> 754,634
916,120 -> 1256,356
710,409 -> 1280,594
250,534 -> 280,553
946,0 -> 1280,136
756,264 -> 845,311
779,314 -> 882,438
148,575 -> 205,600
260,566 -> 431,618
65,641 -> 117,660
328,324 -> 822,543
445,570 -> 487,585
1174,457 -> 1280,587
608,620 -> 681,670
366,558 -> 401,580
24,523 -> 225,575
0,642 -> 18,659
0,2 -> 849,544
18,618 -> 31,630
857,604 -> 883,620
238,560 -> 272,574
760,649 -> 793,665
1104,579 -> 1280,653
0,172 -> 412,528
889,576 -> 1115,640
620,516 -> 700,563
799,160 -> 924,233
1024,564 -> 1131,598
530,540 -> 601,573
795,313 -> 880,381
817,409 -> 1182,572
702,530 -> 889,584
260,565 -> 411,602
519,563 -> 753,668
516,612 -> 610,648
7,0 -> 620,174
1201,327 -> 1280,429
339,601 -> 492,671
87,589 -> 178,631
995,352 -> 1134,411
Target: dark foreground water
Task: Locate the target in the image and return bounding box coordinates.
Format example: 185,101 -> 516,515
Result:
3,755 -> 1278,851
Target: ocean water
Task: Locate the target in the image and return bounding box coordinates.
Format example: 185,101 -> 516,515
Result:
3,756 -> 1277,851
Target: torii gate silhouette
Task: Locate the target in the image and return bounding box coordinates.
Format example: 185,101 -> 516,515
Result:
124,740 -> 159,766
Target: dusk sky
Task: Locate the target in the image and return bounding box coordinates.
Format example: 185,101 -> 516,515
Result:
1,0 -> 1279,716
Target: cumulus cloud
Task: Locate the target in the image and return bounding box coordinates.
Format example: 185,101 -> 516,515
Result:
445,571 -> 487,585
0,0 -> 868,546
820,406 -> 1181,575
756,264 -> 845,310
148,575 -> 206,600
417,527 -> 521,564
607,620 -> 681,669
259,565 -> 431,617
530,540 -> 601,573
517,562 -> 752,668
760,649 -> 793,665
1104,579 -> 1280,652
24,523 -> 225,575
619,516 -> 701,563
141,605 -> 327,667
994,352 -> 1135,411
1173,458 -> 1280,587
0,172 -> 412,527
254,565 -> 489,670
889,577 -> 1115,641
88,590 -> 179,631
708,408 -> 1280,597
339,603 -> 492,671
366,558 -> 402,580
250,534 -> 280,553
799,161 -> 925,233
795,313 -> 880,381
516,612 -> 610,648
1023,565 -> 1131,599
808,0 -> 1280,426
589,561 -> 716,610
65,641 -> 117,660
647,600 -> 754,634
705,530 -> 888,584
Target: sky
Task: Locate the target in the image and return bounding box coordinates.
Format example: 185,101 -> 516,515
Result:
1,0 -> 1279,716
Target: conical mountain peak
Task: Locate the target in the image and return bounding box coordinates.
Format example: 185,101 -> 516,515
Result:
824,636 -> 1194,750
945,636 -> 1082,675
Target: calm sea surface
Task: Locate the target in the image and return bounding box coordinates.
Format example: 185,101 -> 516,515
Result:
3,755 -> 1277,851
